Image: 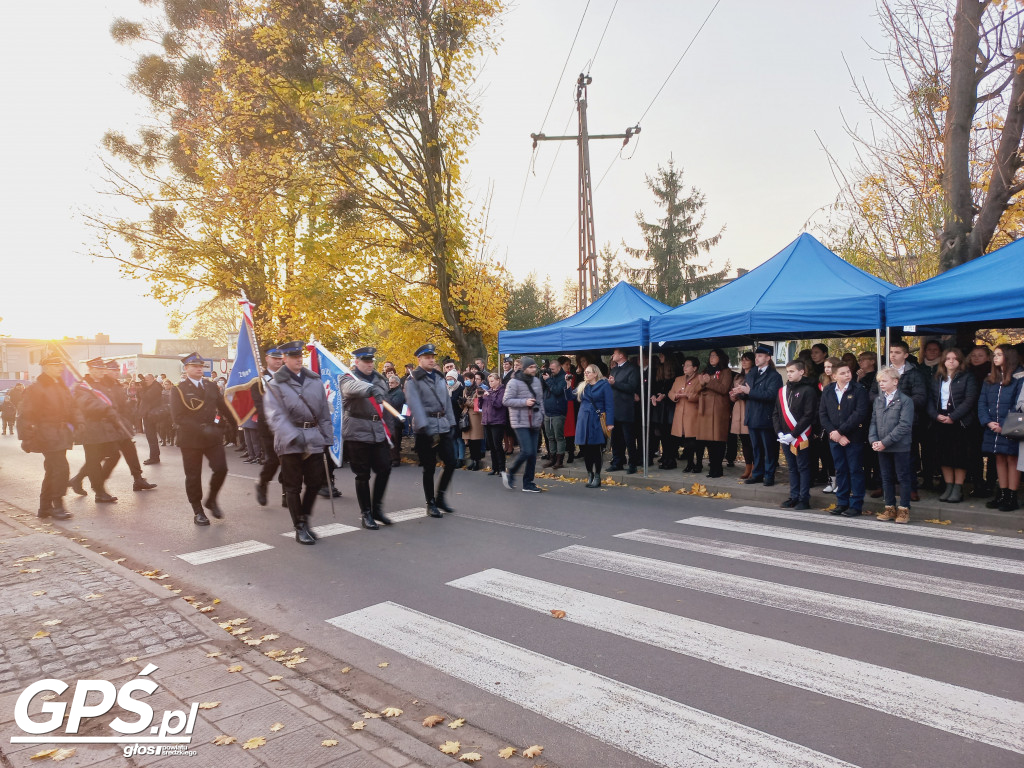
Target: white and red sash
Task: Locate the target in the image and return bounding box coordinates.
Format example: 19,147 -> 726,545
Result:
778,384 -> 810,454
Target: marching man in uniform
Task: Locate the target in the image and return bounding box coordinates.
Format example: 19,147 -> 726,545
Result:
171,353 -> 235,525
341,347 -> 393,530
403,343 -> 457,518
264,341 -> 334,545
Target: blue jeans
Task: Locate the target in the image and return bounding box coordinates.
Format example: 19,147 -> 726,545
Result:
748,427 -> 779,480
450,427 -> 465,461
508,427 -> 541,486
786,445 -> 811,502
878,450 -> 913,508
830,440 -> 865,510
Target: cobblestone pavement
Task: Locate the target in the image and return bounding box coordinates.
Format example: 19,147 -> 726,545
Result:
0,512 -> 467,768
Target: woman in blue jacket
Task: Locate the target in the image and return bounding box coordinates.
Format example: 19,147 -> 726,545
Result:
568,364 -> 615,488
977,344 -> 1024,511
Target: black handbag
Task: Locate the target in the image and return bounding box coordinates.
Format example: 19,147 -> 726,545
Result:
458,411 -> 471,432
1002,408 -> 1024,440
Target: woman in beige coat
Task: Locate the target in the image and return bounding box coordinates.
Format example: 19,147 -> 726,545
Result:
729,351 -> 755,479
668,356 -> 703,473
693,349 -> 734,478
461,371 -> 486,470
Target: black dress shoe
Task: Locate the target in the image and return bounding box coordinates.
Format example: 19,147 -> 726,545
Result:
204,499 -> 224,519
360,509 -> 379,530
781,498 -> 797,508
435,493 -> 454,513
607,463 -> 623,472
744,476 -> 764,485
706,471 -> 723,479
331,487 -> 342,498
841,509 -> 863,517
487,469 -> 500,476
794,500 -> 810,510
830,505 -> 849,515
255,483 -> 268,506
194,511 -> 210,526
762,478 -> 775,487
626,465 -> 637,475
69,477 -> 87,496
426,502 -> 443,518
372,506 -> 393,525
50,508 -> 73,521
295,525 -> 316,544
133,477 -> 157,491
95,492 -> 118,503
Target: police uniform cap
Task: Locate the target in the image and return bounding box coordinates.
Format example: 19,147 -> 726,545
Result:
265,347 -> 284,359
85,357 -> 106,369
352,346 -> 376,360
104,360 -> 121,371
39,354 -> 63,366
414,343 -> 437,358
754,343 -> 774,356
181,352 -> 205,367
279,341 -> 305,357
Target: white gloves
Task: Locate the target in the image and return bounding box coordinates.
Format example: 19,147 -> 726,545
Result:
777,432 -> 795,446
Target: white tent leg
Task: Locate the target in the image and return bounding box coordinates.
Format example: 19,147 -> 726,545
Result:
884,327 -> 890,366
641,344 -> 648,478
875,329 -> 881,368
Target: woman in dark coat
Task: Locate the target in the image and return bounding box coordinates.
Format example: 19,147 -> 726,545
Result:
649,354 -> 678,469
384,374 -> 406,467
927,348 -> 978,504
480,372 -> 508,475
567,364 -> 614,488
977,344 -> 1024,511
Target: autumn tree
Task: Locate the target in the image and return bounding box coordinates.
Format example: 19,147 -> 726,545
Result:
625,158 -> 727,305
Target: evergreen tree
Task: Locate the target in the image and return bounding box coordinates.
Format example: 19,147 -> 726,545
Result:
596,243 -> 622,298
505,272 -> 559,330
625,158 -> 727,305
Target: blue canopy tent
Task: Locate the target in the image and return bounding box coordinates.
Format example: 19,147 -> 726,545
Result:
498,281 -> 671,355
649,233 -> 898,349
886,237 -> 1024,329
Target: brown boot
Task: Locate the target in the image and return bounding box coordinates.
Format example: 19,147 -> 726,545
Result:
541,455 -> 556,469
876,505 -> 896,522
552,453 -> 564,470
895,506 -> 910,524
740,463 -> 752,480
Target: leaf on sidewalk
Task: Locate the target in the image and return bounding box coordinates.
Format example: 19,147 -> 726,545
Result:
322,739 -> 339,746
205,651 -> 222,658
198,606 -> 215,613
267,675 -> 283,681
31,631 -> 50,639
51,748 -> 76,761
377,661 -> 389,668
290,647 -> 304,653
269,722 -> 284,732
448,717 -> 466,729
212,735 -> 236,746
241,736 -> 266,750
381,707 -> 403,717
259,633 -> 279,641
459,753 -> 482,762
351,721 -> 365,730
361,712 -> 382,719
41,619 -> 62,626
422,715 -> 445,727
31,590 -> 46,596
264,649 -> 287,658
498,746 -> 517,758
439,741 -> 461,755
226,665 -> 243,673
523,745 -> 544,758
243,638 -> 262,646
29,748 -> 58,760
122,657 -> 138,663
197,702 -> 220,710
340,666 -> 352,673
20,568 -> 41,574
113,558 -> 126,564
83,593 -> 103,600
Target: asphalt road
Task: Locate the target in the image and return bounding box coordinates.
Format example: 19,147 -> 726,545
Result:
1,435 -> 1023,768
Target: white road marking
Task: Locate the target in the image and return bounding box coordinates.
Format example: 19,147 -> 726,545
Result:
327,601 -> 860,768
386,508 -> 433,523
675,516 -> 1024,575
616,529 -> 1024,611
227,473 -> 258,481
449,569 -> 1024,754
542,546 -> 1024,661
176,540 -> 274,565
456,513 -> 586,538
725,505 -> 1024,550
279,523 -> 360,538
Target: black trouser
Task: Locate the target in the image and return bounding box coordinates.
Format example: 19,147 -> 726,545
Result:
699,440 -> 726,476
680,436 -> 700,468
415,430 -> 456,502
484,425 -> 506,472
2,415 -> 15,434
257,435 -> 280,487
918,420 -> 939,484
581,444 -> 604,474
142,415 -> 160,460
348,440 -> 391,511
82,442 -> 119,493
40,451 -> 70,508
610,420 -> 637,467
181,443 -> 227,505
279,451 -> 326,524
657,429 -> 677,466
116,438 -> 143,478
726,432 -> 738,465
739,433 -> 752,465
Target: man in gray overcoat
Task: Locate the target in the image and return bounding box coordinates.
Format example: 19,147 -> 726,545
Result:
403,343 -> 457,518
265,341 -> 335,545
341,347 -> 393,530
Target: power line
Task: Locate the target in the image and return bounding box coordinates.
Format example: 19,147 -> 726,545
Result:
635,0 -> 723,125
586,0 -> 619,74
538,0 -> 592,133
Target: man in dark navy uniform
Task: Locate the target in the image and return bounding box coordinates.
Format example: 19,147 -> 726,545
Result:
341,347 -> 393,530
171,353 -> 235,525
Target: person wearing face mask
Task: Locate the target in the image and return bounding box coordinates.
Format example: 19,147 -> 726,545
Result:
819,361 -> 870,516
446,369 -> 466,468
460,371 -> 486,470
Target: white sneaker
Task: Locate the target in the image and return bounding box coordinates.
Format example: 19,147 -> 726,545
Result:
501,471 -> 515,490
822,477 -> 835,493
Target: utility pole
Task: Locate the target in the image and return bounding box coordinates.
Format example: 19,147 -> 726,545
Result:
532,74 -> 639,311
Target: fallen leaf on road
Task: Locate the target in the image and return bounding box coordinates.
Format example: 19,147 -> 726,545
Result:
523,745 -> 544,758
269,722 -> 284,732
549,609 -> 566,619
361,712 -> 382,719
205,651 -> 222,658
658,485 -> 672,492
84,593 -> 103,600
122,657 -> 138,663
260,634 -> 279,641
448,718 -> 466,729
229,627 -> 252,636
198,606 -> 215,613
29,748 -> 58,759
381,707 -> 403,717
241,737 -> 265,750
922,518 -> 952,525
282,657 -> 307,668
182,596 -> 196,602
20,568 -> 41,574
290,647 -> 304,653
41,619 -> 62,627
377,662 -> 389,668
243,638 -> 262,646
113,558 -> 125,564
498,746 -> 517,758
226,665 -> 243,673
197,702 -> 220,710
322,739 -> 339,746
267,675 -> 283,681
31,631 -> 50,639
51,749 -> 76,762
439,741 -> 460,755
459,753 -> 482,762
212,735 -> 236,746
31,590 -> 46,596
351,721 -> 365,730
212,598 -> 221,604
340,666 -> 352,673
422,715 -> 445,727
265,650 -> 287,658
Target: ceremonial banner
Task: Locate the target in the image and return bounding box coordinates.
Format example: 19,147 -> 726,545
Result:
307,340 -> 345,466
223,299 -> 260,425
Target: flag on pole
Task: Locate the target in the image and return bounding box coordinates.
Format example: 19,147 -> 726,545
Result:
307,339 -> 345,466
44,343 -> 85,391
223,298 -> 260,425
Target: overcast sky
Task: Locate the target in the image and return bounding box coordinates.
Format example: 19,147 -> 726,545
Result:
0,0 -> 891,349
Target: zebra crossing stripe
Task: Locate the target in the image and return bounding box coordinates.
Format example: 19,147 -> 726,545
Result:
541,546 -> 1024,662
675,516 -> 1024,576
327,601 -> 860,768
725,505 -> 1024,550
615,529 -> 1024,611
448,569 -> 1024,754
279,523 -> 360,538
177,540 -> 274,565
